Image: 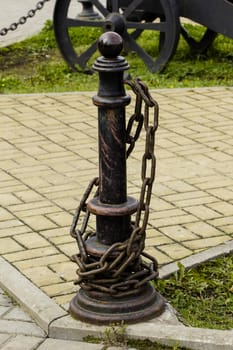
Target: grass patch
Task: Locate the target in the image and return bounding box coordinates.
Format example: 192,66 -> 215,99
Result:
157,254 -> 233,330
0,21 -> 233,93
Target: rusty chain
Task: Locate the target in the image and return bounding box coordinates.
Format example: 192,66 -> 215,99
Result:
126,78 -> 159,232
0,0 -> 51,37
70,78 -> 159,298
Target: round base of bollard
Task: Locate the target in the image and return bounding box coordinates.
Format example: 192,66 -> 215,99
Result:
69,283 -> 165,325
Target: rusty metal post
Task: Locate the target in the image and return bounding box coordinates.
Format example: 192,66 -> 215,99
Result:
69,31 -> 165,324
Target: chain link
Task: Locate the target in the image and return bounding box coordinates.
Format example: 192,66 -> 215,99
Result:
70,177 -> 99,263
125,82 -> 144,158
70,78 -> 159,297
126,78 -> 159,232
0,0 -> 51,37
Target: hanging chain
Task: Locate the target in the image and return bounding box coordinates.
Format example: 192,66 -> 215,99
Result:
0,0 -> 51,37
125,78 -> 159,233
70,78 -> 159,297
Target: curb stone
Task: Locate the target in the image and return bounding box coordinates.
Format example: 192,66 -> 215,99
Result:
159,239 -> 233,279
0,257 -> 66,334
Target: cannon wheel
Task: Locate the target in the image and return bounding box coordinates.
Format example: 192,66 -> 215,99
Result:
53,0 -> 180,73
180,25 -> 217,54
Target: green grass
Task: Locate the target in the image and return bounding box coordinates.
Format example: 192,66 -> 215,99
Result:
157,254 -> 233,330
0,21 -> 233,93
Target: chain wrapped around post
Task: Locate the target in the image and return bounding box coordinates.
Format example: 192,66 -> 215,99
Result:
69,31 -> 164,324
70,77 -> 159,298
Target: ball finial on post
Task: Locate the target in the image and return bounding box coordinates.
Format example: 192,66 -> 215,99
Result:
98,31 -> 123,58
92,31 -> 129,97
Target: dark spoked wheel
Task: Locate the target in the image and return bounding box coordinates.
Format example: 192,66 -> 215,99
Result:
180,25 -> 217,54
53,0 -> 180,73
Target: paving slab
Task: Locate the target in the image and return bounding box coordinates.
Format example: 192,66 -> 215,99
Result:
0,335 -> 44,350
0,286 -> 45,350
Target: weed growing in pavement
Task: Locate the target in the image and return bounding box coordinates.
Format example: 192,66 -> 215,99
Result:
102,321 -> 128,349
85,321 -> 185,349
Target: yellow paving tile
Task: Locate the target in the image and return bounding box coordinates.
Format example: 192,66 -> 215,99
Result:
159,244 -> 192,260
150,214 -> 198,228
207,188 -> 233,201
0,193 -> 21,206
50,261 -> 77,282
149,208 -> 186,220
207,201 -> 233,216
41,282 -> 77,297
13,190 -> 44,202
184,205 -> 221,220
22,216 -> 57,231
146,235 -> 173,247
0,208 -> 15,221
7,200 -> 52,213
40,227 -> 69,238
22,266 -> 63,287
48,235 -> 73,245
57,242 -> 77,257
159,225 -> 198,242
144,247 -> 172,265
183,222 -> 224,238
4,246 -> 59,262
51,197 -> 79,211
0,238 -> 24,254
14,232 -> 50,249
0,186 -> 31,197
183,235 -> 230,250
14,205 -> 60,218
0,219 -> 24,229
208,216 -> 233,227
46,212 -> 73,227
53,293 -> 76,306
14,254 -> 69,269
221,225 -> 233,234
163,190 -> 207,203
173,195 -> 218,207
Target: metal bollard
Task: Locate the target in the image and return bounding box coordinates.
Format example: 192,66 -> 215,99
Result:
69,31 -> 165,324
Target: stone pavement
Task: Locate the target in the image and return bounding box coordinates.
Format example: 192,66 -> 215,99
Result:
0,87 -> 233,349
0,286 -> 45,350
0,285 -> 126,349
0,294 -> 132,350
